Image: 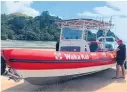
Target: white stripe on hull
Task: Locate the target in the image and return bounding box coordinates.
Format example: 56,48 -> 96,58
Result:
16,64 -> 115,78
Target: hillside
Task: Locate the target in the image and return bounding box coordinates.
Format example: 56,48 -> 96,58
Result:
1,11 -> 118,41
10,12 -> 28,17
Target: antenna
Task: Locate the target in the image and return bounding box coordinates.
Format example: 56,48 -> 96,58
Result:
109,16 -> 112,29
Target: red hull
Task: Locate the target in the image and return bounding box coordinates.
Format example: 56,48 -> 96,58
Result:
2,48 -> 116,70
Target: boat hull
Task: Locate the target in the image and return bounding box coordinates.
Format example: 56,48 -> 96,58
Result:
19,63 -> 114,85
1,48 -> 116,85
24,71 -> 97,85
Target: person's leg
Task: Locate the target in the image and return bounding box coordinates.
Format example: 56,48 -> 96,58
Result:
124,62 -> 127,69
116,64 -> 120,78
121,64 -> 126,79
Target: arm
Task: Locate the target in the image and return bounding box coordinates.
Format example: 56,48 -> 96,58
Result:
114,48 -> 120,52
123,44 -> 126,60
110,47 -> 120,53
114,45 -> 121,52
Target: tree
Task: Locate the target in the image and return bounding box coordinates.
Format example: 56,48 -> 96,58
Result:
8,16 -> 27,34
1,12 -> 117,41
97,30 -> 104,38
24,31 -> 40,41
106,30 -> 115,37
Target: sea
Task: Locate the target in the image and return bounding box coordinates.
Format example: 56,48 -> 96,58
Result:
1,40 -> 127,67
1,40 -> 56,49
1,40 -> 127,51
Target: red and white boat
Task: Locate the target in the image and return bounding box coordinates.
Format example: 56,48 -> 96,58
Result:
1,19 -> 116,85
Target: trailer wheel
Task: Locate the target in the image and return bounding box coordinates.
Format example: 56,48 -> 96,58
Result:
1,56 -> 6,75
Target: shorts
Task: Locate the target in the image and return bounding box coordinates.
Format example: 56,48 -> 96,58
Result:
116,59 -> 125,66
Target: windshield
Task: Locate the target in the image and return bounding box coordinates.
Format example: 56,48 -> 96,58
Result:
106,38 -> 115,42
61,27 -> 82,40
105,44 -> 113,48
99,38 -> 115,42
105,44 -> 114,51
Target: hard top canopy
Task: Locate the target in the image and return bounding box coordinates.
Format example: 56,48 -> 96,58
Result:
56,18 -> 113,30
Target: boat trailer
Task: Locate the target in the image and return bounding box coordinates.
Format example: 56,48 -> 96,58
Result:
2,68 -> 22,82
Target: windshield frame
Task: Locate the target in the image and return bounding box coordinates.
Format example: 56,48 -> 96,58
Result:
60,27 -> 83,40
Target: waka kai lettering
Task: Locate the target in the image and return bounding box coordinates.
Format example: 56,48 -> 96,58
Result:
54,52 -> 89,60
64,54 -> 89,60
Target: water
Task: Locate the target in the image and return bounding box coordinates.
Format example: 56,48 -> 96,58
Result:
1,40 -> 56,49
1,40 -> 127,54
1,40 -> 127,67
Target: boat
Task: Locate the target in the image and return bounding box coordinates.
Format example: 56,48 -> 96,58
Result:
97,36 -> 118,51
1,18 -> 117,85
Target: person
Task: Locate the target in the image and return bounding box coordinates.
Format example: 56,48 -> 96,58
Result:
113,40 -> 126,79
89,42 -> 99,52
56,40 -> 59,51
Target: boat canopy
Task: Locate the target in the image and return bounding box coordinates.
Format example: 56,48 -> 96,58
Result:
56,19 -> 113,30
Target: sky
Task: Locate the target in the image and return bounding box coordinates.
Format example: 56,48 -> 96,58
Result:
1,1 -> 127,42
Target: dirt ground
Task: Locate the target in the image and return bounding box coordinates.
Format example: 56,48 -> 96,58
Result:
1,68 -> 127,92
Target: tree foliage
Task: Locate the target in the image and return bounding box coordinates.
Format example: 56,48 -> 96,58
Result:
1,11 -> 117,41
1,11 -> 61,41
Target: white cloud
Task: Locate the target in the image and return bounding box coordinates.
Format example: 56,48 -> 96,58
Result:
107,1 -> 127,12
112,17 -> 127,41
107,1 -> 127,17
78,12 -> 101,17
50,13 -> 63,19
1,1 -> 40,17
58,16 -> 63,19
78,1 -> 127,17
94,2 -> 127,16
78,1 -> 127,41
50,14 -> 56,16
94,6 -> 120,16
